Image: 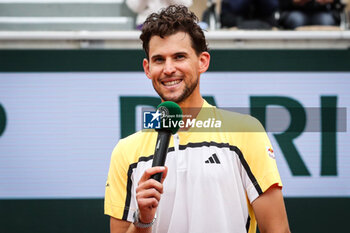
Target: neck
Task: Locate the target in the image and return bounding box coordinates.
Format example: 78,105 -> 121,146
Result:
178,95 -> 204,120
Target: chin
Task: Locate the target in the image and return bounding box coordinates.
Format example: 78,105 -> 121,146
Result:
157,87 -> 190,103
163,97 -> 180,103
161,95 -> 183,103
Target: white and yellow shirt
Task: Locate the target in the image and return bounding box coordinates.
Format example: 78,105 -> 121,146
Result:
105,101 -> 282,233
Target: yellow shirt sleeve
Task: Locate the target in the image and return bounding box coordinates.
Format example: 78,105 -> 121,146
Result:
239,115 -> 282,202
104,138 -> 131,220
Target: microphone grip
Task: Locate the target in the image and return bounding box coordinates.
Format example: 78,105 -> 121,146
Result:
151,130 -> 171,182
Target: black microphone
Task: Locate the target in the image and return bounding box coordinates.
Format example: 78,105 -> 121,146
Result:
150,101 -> 182,182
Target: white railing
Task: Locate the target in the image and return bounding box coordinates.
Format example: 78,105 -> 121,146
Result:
1,30 -> 350,40
0,30 -> 350,49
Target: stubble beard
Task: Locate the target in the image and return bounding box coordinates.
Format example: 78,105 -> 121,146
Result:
153,78 -> 198,104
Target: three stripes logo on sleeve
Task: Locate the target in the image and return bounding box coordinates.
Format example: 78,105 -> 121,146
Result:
205,153 -> 221,164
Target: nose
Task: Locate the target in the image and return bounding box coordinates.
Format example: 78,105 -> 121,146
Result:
163,58 -> 176,76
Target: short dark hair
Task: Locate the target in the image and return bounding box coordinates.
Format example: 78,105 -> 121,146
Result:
140,5 -> 208,59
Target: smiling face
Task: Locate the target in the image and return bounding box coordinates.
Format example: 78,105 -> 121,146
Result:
143,31 -> 210,107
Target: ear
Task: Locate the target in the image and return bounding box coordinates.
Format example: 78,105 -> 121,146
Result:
198,52 -> 210,74
143,58 -> 152,79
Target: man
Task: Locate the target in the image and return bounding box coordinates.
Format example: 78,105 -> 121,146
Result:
279,0 -> 341,29
105,5 -> 290,233
220,0 -> 279,29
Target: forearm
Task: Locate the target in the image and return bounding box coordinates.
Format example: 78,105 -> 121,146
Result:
109,217 -> 152,233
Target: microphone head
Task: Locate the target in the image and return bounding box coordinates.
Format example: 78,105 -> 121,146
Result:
157,101 -> 183,134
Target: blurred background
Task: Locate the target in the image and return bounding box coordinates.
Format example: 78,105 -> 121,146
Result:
0,0 -> 349,232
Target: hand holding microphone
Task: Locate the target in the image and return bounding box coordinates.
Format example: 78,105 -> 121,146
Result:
135,166 -> 168,226
134,101 -> 182,228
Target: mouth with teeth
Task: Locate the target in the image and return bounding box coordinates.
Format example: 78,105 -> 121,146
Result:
162,79 -> 182,87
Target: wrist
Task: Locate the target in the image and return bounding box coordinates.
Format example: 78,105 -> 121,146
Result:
133,209 -> 156,228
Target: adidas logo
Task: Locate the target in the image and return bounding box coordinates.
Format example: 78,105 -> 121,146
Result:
205,153 -> 221,164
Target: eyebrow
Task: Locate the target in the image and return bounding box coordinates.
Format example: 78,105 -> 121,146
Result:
173,52 -> 188,56
151,54 -> 163,60
151,51 -> 188,60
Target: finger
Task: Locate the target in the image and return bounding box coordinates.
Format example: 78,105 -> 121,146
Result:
139,167 -> 166,183
160,166 -> 168,184
137,178 -> 164,194
138,197 -> 160,209
136,188 -> 162,202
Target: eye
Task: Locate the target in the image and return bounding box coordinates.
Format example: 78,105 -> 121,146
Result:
175,54 -> 185,60
153,57 -> 164,63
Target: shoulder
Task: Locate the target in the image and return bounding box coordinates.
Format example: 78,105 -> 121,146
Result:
214,107 -> 265,133
118,130 -> 153,146
111,130 -> 157,165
